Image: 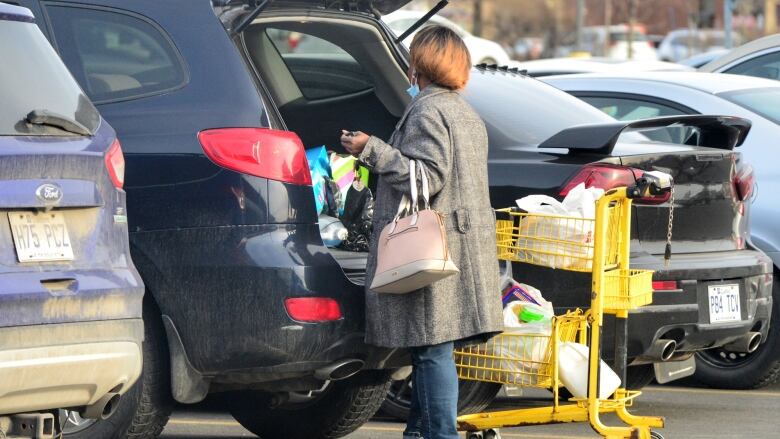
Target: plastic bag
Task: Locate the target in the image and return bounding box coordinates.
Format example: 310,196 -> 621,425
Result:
338,185 -> 374,252
514,183 -> 605,269
306,146 -> 331,215
319,214 -> 348,248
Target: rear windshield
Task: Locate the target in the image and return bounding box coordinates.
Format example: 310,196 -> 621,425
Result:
0,20 -> 99,136
719,88 -> 780,125
463,72 -> 615,154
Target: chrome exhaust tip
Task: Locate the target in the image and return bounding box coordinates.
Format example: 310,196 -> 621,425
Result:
724,332 -> 762,354
314,359 -> 364,381
648,339 -> 677,362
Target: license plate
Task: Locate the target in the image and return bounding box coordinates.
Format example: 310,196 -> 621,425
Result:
8,211 -> 74,262
708,284 -> 741,323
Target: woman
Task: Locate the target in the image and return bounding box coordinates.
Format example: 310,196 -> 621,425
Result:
341,26 -> 503,439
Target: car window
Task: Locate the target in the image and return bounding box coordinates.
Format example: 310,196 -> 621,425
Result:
579,96 -> 685,120
719,87 -> 780,124
578,95 -> 698,144
45,5 -> 187,103
0,19 -> 99,136
724,51 -> 780,80
610,31 -> 647,42
265,28 -> 373,100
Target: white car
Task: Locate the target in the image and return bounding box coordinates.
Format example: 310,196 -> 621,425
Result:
558,25 -> 658,62
382,10 -> 511,65
657,28 -> 741,62
510,57 -> 691,77
543,71 -> 780,390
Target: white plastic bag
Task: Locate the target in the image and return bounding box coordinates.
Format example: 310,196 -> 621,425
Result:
515,183 -> 605,269
495,303 -> 553,382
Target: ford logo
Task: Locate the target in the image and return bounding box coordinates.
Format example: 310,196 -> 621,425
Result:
35,183 -> 63,205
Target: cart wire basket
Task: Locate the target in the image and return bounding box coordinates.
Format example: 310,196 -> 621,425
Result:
455,311 -> 586,388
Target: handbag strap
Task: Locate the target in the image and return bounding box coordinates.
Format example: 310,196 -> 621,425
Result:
394,160 -> 431,220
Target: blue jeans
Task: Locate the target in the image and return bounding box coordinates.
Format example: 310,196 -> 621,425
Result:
403,341 -> 460,439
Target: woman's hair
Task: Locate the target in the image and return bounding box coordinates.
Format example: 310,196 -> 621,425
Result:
410,25 -> 471,90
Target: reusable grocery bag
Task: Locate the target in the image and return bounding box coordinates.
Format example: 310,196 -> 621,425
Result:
306,146 -> 330,215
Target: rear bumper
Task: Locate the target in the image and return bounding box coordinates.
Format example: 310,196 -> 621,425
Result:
621,249 -> 774,363
0,319 -> 143,415
131,224 -> 398,386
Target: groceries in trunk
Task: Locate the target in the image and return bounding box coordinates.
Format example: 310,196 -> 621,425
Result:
306,146 -> 373,251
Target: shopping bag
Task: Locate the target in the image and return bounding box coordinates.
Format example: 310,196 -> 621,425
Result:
515,183 -> 604,270
306,146 -> 331,215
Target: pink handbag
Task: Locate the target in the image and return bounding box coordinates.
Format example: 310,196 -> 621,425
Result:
369,160 -> 459,294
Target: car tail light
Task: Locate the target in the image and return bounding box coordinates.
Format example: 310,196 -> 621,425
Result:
733,164 -> 755,201
105,139 -> 125,189
285,297 -> 342,322
198,128 -> 312,186
652,280 -> 679,291
560,164 -> 671,204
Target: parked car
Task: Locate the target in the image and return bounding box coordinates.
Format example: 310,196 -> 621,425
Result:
0,1 -> 144,434
543,71 -> 780,389
678,48 -> 728,68
701,33 -> 780,80
509,57 -> 691,78
558,24 -> 659,61
658,28 -> 741,62
19,0 -> 773,435
382,9 -> 511,65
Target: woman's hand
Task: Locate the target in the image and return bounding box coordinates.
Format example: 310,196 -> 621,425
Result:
340,130 -> 370,156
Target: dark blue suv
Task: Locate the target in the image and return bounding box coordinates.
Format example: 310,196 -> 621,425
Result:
0,2 -> 143,434
18,0 -> 772,437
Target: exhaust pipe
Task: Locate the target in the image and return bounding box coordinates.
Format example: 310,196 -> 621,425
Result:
723,332 -> 762,354
80,392 -> 121,420
646,339 -> 677,362
314,359 -> 364,381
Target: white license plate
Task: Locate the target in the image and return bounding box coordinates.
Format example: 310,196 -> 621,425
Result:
8,211 -> 74,262
708,284 -> 741,324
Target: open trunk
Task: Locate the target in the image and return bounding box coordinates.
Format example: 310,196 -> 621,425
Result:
238,11 -> 410,285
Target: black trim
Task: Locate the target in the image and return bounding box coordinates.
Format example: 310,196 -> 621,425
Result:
538,115 -> 752,154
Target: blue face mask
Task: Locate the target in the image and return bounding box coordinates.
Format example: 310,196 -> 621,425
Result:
406,83 -> 420,98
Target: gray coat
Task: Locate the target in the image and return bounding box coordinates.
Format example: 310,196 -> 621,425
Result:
359,84 -> 503,348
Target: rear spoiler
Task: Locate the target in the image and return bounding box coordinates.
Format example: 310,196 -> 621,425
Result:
538,115 -> 751,155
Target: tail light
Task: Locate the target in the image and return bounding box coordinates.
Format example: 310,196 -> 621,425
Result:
652,280 -> 679,291
733,164 -> 755,201
105,139 -> 125,189
285,297 -> 342,322
560,164 -> 671,204
198,128 -> 312,186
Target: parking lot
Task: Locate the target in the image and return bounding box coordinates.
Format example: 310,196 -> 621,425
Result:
160,380 -> 780,438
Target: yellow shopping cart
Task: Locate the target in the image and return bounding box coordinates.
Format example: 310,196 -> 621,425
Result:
455,182 -> 668,439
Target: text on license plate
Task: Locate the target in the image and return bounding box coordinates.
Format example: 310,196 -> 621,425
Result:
708,284 -> 741,324
8,211 -> 74,262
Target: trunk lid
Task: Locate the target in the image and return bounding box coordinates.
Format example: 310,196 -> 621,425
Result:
618,145 -> 746,255
0,132 -> 125,272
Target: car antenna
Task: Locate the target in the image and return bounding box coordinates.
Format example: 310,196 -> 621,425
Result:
394,0 -> 449,44
232,0 -> 271,35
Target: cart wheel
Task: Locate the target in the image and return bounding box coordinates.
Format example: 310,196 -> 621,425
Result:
650,431 -> 665,439
483,428 -> 501,439
466,432 -> 483,439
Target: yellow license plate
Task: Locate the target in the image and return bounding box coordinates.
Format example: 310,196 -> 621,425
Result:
8,211 -> 74,262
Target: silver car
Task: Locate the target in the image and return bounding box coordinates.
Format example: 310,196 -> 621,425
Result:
701,33 -> 780,80
543,71 -> 780,390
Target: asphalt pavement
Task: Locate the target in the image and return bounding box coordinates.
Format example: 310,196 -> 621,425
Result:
160,379 -> 780,438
